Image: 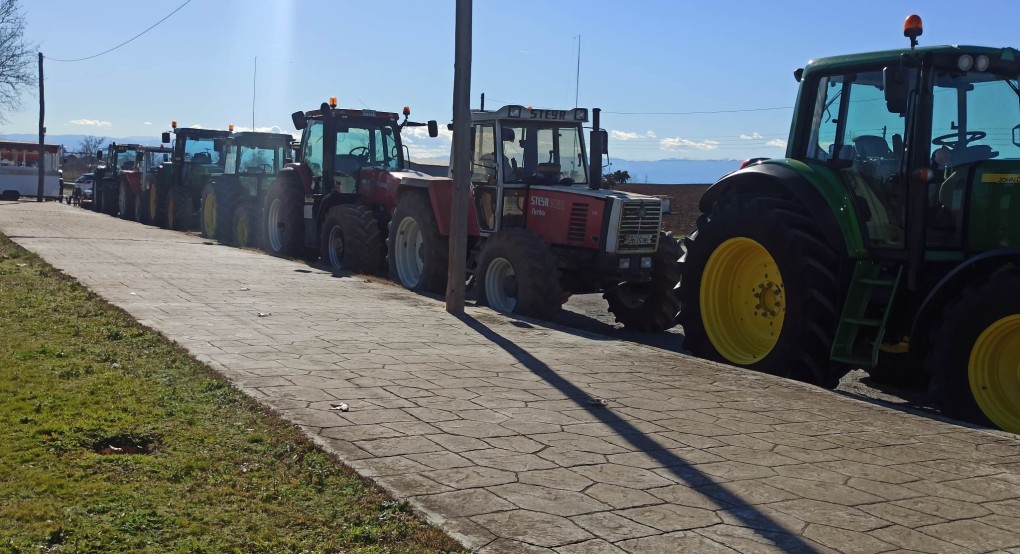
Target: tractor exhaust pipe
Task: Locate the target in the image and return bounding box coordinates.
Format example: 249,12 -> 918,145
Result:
589,108 -> 602,190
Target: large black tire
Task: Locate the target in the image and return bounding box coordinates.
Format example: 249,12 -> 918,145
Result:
678,194 -> 847,388
134,187 -> 150,225
603,232 -> 682,332
387,190 -> 448,294
320,204 -> 386,275
100,179 -> 118,216
167,188 -> 193,231
118,180 -> 136,220
476,228 -> 565,321
262,180 -> 304,257
927,268 -> 1020,432
214,182 -> 241,243
149,182 -> 167,228
232,201 -> 261,248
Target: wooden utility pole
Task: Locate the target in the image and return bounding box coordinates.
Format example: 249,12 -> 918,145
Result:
446,0 -> 472,314
36,52 -> 45,201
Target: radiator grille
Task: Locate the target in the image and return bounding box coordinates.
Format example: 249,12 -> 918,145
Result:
568,203 -> 588,243
617,199 -> 661,252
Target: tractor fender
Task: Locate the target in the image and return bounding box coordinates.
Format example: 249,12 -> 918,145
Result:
700,161 -> 863,257
280,163 -> 313,195
122,171 -> 142,195
909,248 -> 1020,373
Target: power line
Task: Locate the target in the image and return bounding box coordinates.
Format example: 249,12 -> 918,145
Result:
604,107 -> 794,115
46,0 -> 193,63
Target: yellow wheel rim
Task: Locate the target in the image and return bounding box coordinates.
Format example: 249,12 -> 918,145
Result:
236,215 -> 248,246
969,314 -> 1020,433
203,192 -> 216,238
700,237 -> 785,365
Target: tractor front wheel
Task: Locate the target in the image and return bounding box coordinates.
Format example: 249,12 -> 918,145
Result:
118,181 -> 136,220
214,182 -> 241,242
678,194 -> 846,388
200,183 -> 218,239
150,183 -> 167,228
604,232 -> 682,332
262,181 -> 303,257
134,188 -> 150,224
232,201 -> 260,248
387,191 -> 448,293
320,204 -> 386,275
167,188 -> 193,231
100,180 -> 118,216
927,268 -> 1020,432
476,228 -> 564,321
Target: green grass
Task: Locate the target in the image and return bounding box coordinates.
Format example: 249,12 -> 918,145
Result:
0,234 -> 464,553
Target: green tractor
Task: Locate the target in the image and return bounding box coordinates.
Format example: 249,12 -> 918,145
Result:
151,122 -> 231,230
93,142 -> 142,217
678,15 -> 1020,432
199,130 -> 294,246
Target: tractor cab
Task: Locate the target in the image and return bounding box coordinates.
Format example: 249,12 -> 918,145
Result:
222,131 -> 292,199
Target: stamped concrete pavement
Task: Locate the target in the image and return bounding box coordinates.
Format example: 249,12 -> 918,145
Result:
3,201 -> 1020,554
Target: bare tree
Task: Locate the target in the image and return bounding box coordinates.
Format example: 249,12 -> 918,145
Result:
78,135 -> 106,157
0,0 -> 34,120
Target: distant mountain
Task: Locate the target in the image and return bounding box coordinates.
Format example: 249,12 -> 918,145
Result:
607,158 -> 741,185
0,134 -> 163,152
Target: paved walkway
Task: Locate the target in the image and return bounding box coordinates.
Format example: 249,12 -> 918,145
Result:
3,201 -> 1020,554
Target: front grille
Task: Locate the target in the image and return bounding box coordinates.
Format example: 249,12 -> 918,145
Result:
568,202 -> 588,243
617,199 -> 661,252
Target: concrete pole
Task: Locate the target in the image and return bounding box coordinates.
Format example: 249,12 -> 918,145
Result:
446,0 -> 472,314
36,52 -> 45,201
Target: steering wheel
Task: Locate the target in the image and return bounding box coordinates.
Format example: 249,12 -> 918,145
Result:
257,163 -> 272,173
348,146 -> 370,159
932,131 -> 986,148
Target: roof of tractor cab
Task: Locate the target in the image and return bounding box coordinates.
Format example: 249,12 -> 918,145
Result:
174,128 -> 231,139
229,131 -> 294,147
802,44 -> 1020,76
110,143 -> 144,150
472,105 -> 589,124
303,108 -> 400,122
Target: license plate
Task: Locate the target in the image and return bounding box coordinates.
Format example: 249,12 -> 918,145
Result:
623,234 -> 654,246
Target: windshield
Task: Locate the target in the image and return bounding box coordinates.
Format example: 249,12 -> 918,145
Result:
500,122 -> 587,184
115,149 -> 139,170
931,69 -> 1020,165
335,123 -> 401,170
226,143 -> 283,174
183,137 -> 221,165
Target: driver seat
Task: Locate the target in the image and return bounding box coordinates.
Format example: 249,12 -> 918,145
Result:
853,135 -> 892,158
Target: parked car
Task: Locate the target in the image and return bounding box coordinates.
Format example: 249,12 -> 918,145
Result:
74,172 -> 94,190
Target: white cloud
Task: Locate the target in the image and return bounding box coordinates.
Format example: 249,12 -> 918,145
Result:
69,119 -> 111,128
402,125 -> 452,159
740,132 -> 764,140
610,130 -> 658,141
660,136 -> 720,151
187,123 -> 203,129
766,138 -> 787,148
143,121 -> 152,126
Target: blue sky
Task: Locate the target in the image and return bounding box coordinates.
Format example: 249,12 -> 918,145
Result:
6,0 -> 1020,162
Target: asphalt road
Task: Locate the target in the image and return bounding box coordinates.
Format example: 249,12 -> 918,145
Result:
560,293 -> 936,419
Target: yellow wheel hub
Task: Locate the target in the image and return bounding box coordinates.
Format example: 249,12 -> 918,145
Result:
969,314 -> 1020,433
236,216 -> 248,246
700,237 -> 785,365
203,193 -> 217,238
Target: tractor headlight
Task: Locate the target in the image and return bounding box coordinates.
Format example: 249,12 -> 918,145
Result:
573,108 -> 588,121
618,258 -> 631,269
975,54 -> 990,71
957,54 -> 974,71
640,256 -> 652,269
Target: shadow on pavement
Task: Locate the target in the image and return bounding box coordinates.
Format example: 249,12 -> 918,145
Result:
458,313 -> 824,553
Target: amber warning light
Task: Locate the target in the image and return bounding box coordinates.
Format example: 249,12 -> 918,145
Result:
904,14 -> 923,49
329,96 -> 337,108
403,106 -> 411,117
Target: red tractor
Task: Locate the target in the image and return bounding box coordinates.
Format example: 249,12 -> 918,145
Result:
264,98 -> 440,274
387,105 -> 680,329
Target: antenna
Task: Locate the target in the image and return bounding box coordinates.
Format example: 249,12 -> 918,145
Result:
252,56 -> 257,130
574,35 -> 581,108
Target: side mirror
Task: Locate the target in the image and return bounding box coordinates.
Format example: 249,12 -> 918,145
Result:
883,66 -> 909,115
96,150 -> 104,159
161,132 -> 171,144
291,111 -> 307,131
428,120 -> 438,138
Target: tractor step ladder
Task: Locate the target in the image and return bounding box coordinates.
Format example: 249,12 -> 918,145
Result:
831,260 -> 903,367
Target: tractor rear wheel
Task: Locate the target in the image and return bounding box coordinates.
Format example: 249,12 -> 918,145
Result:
678,194 -> 846,388
118,181 -> 136,220
167,188 -> 193,231
200,183 -> 217,239
476,228 -> 565,321
150,183 -> 167,228
232,202 -> 260,248
134,188 -> 150,224
388,191 -> 448,293
262,181 -> 303,257
604,232 -> 682,332
927,268 -> 1020,432
320,204 -> 386,275
100,180 -> 118,215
